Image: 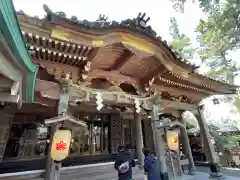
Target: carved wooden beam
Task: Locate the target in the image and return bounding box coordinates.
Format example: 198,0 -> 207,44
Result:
87,47 -> 100,62
110,50 -> 133,70
87,69 -> 140,89
35,92 -> 58,107
35,79 -> 197,112
29,44 -> 87,62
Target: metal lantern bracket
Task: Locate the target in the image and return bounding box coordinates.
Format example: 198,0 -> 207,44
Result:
151,119 -> 171,128
151,119 -> 170,136
45,114 -> 87,129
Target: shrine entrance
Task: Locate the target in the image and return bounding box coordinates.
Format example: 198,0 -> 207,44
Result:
69,113 -> 111,156
0,3 -> 236,180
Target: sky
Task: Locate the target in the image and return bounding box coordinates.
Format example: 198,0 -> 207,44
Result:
13,0 -> 240,126
13,0 -> 201,41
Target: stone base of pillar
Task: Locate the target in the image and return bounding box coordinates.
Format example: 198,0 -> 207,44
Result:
209,163 -> 224,179
188,169 -> 196,175
160,172 -> 170,180
209,172 -> 225,179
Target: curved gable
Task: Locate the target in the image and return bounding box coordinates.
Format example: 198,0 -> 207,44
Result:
0,0 -> 37,102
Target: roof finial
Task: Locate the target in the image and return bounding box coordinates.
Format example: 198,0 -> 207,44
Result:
43,4 -> 52,14
97,14 -> 108,22
136,12 -> 150,28
17,10 -> 25,15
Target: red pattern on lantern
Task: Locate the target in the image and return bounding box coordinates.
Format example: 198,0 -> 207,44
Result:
56,141 -> 67,151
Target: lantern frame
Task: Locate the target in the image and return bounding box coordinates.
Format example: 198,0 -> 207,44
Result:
45,114 -> 87,161
45,114 -> 87,129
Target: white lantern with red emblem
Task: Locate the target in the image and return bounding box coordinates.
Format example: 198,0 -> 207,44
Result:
166,130 -> 179,152
51,129 -> 72,161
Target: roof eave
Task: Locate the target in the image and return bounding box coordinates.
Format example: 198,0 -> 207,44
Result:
18,4 -> 239,95
0,0 -> 38,103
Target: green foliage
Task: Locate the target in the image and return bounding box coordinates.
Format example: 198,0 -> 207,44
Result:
234,92 -> 240,111
169,17 -> 181,40
185,121 -> 196,130
220,135 -> 240,142
169,0 -> 240,107
170,0 -> 220,13
169,17 -> 196,59
195,1 -> 240,84
170,0 -> 186,12
198,0 -> 220,12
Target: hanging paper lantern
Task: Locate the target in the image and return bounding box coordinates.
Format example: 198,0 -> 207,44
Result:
51,129 -> 72,161
166,130 -> 179,152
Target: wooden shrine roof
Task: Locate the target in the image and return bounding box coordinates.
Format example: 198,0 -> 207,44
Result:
16,5 -> 238,106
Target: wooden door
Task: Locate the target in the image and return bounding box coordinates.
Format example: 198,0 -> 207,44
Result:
143,119 -> 154,151
131,120 -> 136,149
18,127 -> 37,157
122,119 -> 131,146
110,114 -> 121,153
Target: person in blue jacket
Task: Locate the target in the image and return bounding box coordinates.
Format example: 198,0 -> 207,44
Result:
143,148 -> 161,180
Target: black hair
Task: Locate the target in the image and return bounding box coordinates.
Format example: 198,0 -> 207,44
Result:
142,147 -> 151,156
125,144 -> 131,150
118,145 -> 125,152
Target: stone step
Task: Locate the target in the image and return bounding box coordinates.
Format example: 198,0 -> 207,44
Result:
0,170 -> 43,180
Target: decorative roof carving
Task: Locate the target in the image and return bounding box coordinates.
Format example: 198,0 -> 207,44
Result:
30,5 -> 205,71
56,11 -> 66,18
43,4 -> 52,14
135,13 -> 150,28
97,14 -> 108,22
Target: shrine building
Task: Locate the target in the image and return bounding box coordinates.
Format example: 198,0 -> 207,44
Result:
0,1 -> 238,180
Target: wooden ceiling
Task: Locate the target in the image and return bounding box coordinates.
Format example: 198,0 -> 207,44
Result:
24,31 -> 166,94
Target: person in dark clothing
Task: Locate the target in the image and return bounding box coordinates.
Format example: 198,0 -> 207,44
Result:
114,145 -> 136,180
143,148 -> 161,180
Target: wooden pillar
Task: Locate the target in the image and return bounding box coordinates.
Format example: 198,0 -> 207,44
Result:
178,112 -> 196,175
90,116 -> 95,155
134,112 -> 144,168
44,79 -> 70,180
100,117 -> 104,152
45,125 -> 56,180
151,105 -> 169,180
120,115 -> 124,146
196,105 -> 223,179
175,152 -> 183,176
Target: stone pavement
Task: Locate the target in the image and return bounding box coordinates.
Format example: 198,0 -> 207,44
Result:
62,163 -> 240,180
196,166 -> 240,178
196,171 -> 239,180
53,163 -> 240,180
0,162 -> 240,180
